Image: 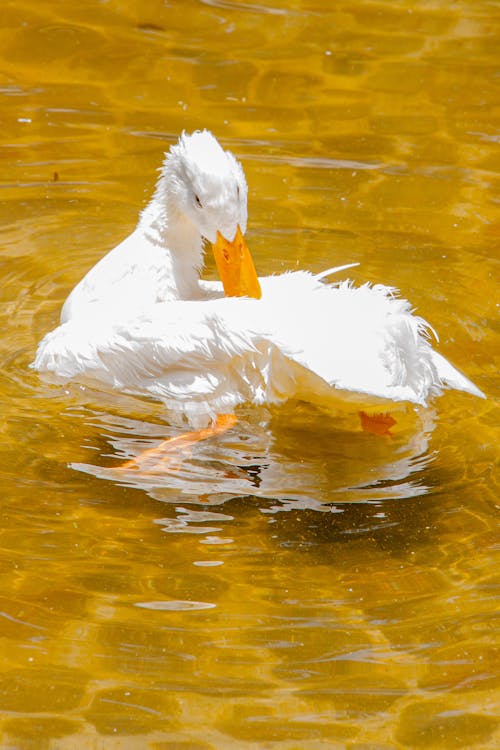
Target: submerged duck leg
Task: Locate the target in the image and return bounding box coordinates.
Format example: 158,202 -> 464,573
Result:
116,413 -> 237,474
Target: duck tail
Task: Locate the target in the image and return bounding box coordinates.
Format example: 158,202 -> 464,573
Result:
432,351 -> 485,399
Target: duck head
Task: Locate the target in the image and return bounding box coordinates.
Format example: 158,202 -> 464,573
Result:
161,130 -> 261,299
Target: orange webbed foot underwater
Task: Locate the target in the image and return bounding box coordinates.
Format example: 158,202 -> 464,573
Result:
116,414 -> 238,474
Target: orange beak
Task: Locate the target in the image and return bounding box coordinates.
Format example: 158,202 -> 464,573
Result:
211,225 -> 262,299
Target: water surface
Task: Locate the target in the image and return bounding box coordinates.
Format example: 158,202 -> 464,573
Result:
0,0 -> 499,747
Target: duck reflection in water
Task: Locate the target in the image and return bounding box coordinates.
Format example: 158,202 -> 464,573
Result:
70,396 -> 436,513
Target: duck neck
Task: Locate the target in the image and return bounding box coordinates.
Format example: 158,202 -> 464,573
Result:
138,173 -> 204,300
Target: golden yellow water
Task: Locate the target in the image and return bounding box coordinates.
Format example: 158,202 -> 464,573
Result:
0,0 -> 499,747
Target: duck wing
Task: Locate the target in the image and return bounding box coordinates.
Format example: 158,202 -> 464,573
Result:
33,273 -> 483,426
33,296 -> 310,426
258,273 -> 483,405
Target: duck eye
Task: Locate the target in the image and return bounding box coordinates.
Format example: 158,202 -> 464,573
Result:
195,194 -> 203,208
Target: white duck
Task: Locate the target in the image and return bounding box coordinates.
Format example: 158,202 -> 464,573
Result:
33,130 -> 483,432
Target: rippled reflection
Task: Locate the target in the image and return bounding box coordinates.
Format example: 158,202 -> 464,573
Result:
71,399 -> 436,510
